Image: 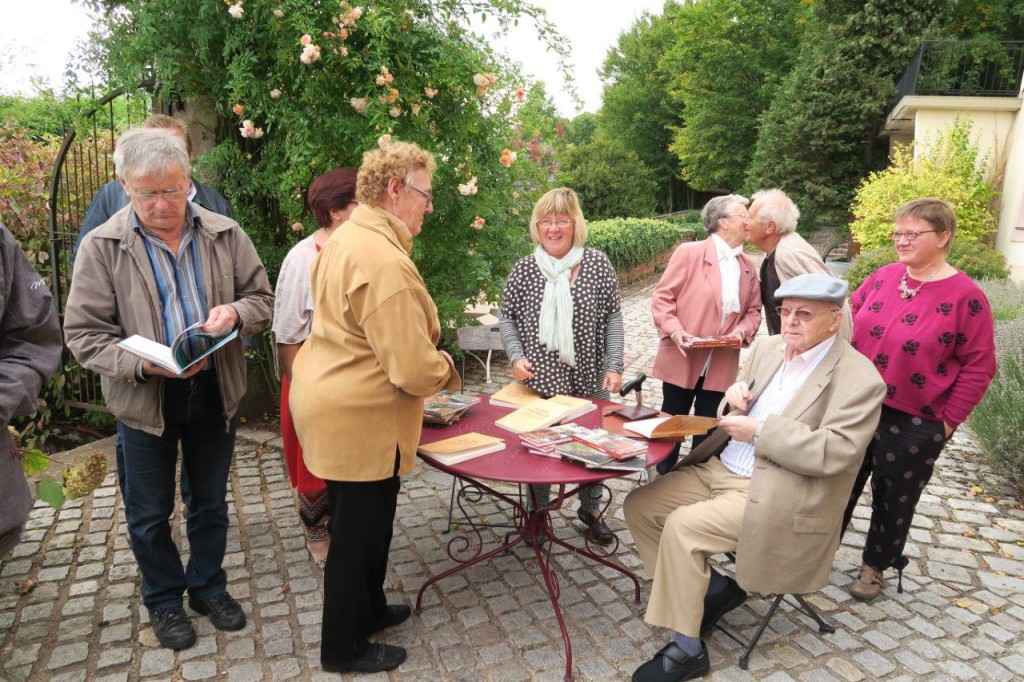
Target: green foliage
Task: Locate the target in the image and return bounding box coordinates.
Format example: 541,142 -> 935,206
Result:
664,0 -> 806,191
745,0 -> 942,227
596,4 -> 687,212
586,218 -> 693,271
969,317 -> 1024,487
0,88 -> 151,140
559,137 -> 658,221
850,119 -> 997,251
978,278 -> 1024,322
35,477 -> 66,510
83,0 -> 572,330
845,241 -> 1008,291
566,112 -> 597,146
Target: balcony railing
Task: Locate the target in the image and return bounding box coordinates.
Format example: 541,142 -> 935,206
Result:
893,40 -> 1024,106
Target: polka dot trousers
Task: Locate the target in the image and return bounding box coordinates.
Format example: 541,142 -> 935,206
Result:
842,405 -> 949,577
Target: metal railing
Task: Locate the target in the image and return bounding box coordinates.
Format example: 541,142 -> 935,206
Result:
48,82 -> 151,411
893,41 -> 1024,107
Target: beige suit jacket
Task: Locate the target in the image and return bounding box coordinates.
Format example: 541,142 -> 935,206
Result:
772,233 -> 852,340
678,335 -> 885,594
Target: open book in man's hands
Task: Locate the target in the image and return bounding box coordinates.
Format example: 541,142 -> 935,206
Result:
116,322 -> 239,376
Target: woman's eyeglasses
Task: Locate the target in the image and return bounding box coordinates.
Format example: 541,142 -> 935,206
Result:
889,229 -> 936,242
538,218 -> 572,229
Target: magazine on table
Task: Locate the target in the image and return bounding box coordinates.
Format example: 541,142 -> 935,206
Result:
423,391 -> 480,425
556,441 -> 648,472
116,322 -> 237,376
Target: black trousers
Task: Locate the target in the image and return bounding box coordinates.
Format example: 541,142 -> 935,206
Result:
841,405 -> 948,573
321,453 -> 401,665
657,376 -> 725,474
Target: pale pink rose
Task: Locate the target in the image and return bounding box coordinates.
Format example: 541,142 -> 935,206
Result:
232,103 -> 244,115
389,106 -> 401,118
499,149 -> 516,168
458,177 -> 478,196
340,28 -> 349,39
227,3 -> 243,19
375,74 -> 387,86
350,97 -> 369,113
377,134 -> 393,148
272,8 -> 284,18
515,88 -> 526,102
351,6 -> 363,20
410,103 -> 421,115
424,85 -> 438,99
337,46 -> 349,57
291,222 -> 303,232
300,44 -> 321,64
472,217 -> 485,230
269,88 -> 282,99
300,34 -> 312,46
385,73 -> 394,84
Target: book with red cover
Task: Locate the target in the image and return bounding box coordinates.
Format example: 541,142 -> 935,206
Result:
570,428 -> 647,460
682,335 -> 741,350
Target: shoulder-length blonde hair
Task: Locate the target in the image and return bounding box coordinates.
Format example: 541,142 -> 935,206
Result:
356,140 -> 436,207
528,187 -> 588,247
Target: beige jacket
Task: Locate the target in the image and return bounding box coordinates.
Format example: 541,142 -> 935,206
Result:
679,335 -> 884,595
773,233 -> 852,340
64,204 -> 274,435
289,205 -> 458,482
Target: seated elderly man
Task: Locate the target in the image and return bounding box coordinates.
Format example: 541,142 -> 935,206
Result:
624,273 -> 885,682
65,128 -> 273,650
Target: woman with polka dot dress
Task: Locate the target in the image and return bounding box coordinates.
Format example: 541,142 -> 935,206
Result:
498,187 -> 624,546
842,198 -> 995,601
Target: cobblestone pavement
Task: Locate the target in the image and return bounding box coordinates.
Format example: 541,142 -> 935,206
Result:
2,280 -> 1023,681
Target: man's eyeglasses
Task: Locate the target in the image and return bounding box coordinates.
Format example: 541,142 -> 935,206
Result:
538,218 -> 572,229
130,188 -> 189,205
890,229 -> 936,242
407,185 -> 433,203
776,306 -> 839,321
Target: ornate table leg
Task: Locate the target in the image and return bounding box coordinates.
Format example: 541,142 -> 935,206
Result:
415,475 -> 527,612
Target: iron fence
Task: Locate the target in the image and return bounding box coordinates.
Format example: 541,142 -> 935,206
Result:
893,40 -> 1024,108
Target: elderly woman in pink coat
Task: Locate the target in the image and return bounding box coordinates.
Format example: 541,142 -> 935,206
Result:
651,194 -> 762,473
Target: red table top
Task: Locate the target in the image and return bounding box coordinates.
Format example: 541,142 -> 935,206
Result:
418,397 -> 675,485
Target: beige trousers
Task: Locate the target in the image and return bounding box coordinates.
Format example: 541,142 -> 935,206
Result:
623,457 -> 749,636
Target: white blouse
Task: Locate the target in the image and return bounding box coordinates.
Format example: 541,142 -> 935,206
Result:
272,235 -> 319,345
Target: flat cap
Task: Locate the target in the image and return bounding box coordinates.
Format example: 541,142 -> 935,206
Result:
775,272 -> 848,306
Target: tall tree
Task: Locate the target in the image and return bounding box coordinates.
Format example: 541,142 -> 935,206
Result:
664,0 -> 806,192
558,133 -> 658,220
745,0 -> 942,227
597,2 -> 687,213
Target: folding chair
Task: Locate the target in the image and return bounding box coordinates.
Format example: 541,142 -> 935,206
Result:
715,553 -> 836,670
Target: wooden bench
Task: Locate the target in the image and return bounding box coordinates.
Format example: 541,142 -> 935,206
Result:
456,324 -> 504,385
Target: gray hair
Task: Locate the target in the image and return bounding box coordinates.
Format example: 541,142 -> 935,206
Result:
701,194 -> 748,234
750,188 -> 800,235
113,128 -> 191,184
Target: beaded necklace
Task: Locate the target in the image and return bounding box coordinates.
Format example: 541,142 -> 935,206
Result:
898,265 -> 943,300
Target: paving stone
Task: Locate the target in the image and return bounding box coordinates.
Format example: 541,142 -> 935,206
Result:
97,646 -> 133,668
140,649 -> 175,676
182,660 -> 218,680
47,641 -> 89,669
851,651 -> 895,678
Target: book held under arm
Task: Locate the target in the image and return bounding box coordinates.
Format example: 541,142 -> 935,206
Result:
417,432 -> 505,465
116,322 -> 238,376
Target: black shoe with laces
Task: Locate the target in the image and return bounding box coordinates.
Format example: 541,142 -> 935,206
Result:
149,606 -> 196,650
322,642 -> 407,673
188,592 -> 246,631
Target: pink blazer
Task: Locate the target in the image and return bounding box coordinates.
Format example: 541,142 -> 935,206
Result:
651,238 -> 762,392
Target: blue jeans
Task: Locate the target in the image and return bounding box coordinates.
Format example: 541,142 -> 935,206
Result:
118,371 -> 236,611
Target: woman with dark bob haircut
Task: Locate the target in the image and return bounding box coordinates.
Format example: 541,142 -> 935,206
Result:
272,167 -> 358,569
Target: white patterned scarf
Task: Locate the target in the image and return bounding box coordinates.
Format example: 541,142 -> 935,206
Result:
533,244 -> 584,366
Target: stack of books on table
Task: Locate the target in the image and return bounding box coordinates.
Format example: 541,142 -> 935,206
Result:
417,432 -> 505,465
519,423 -> 591,458
555,441 -> 647,473
423,391 -> 480,426
570,427 -> 648,460
494,395 -> 597,434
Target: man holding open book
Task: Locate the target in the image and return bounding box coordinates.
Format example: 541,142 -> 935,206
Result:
624,274 -> 884,682
65,128 -> 273,651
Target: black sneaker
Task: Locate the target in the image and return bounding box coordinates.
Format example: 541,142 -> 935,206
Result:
322,642 -> 407,673
632,641 -> 709,682
149,606 -> 196,650
700,575 -> 747,633
188,592 -> 246,631
577,509 -> 615,546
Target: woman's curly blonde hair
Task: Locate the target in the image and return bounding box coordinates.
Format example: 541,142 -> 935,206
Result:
356,140 -> 437,206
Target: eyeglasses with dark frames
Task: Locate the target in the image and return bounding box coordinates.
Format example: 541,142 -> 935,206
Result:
890,229 -> 936,242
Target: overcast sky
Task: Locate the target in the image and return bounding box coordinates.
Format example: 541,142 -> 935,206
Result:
0,0 -> 666,117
